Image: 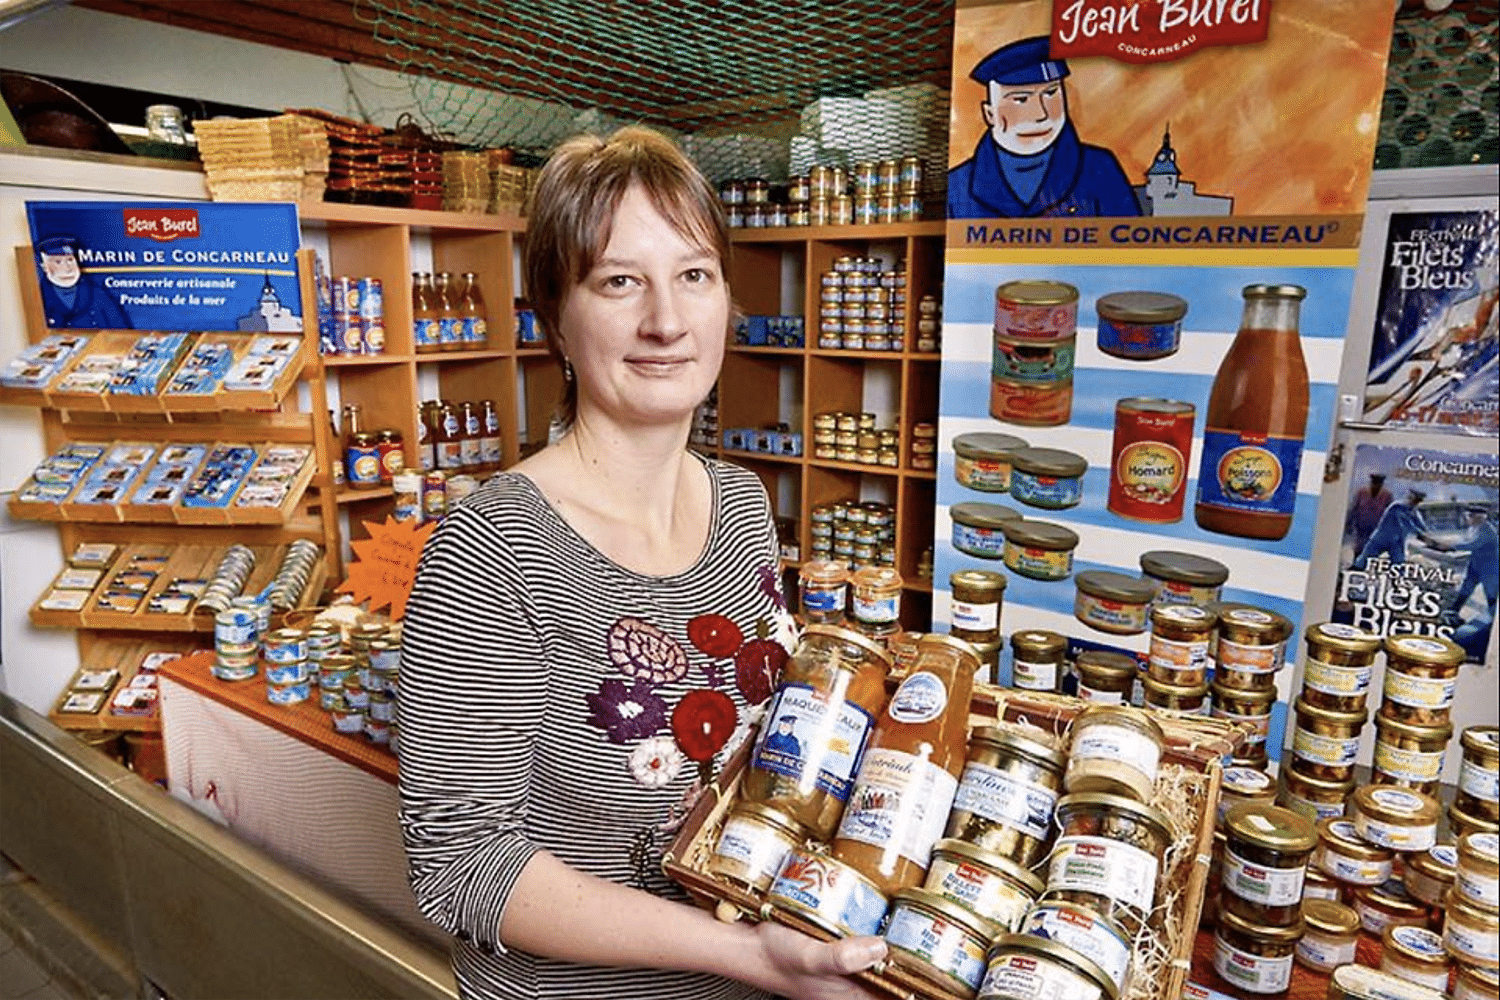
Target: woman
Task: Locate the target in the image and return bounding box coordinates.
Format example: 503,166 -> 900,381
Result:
397,126 -> 885,1000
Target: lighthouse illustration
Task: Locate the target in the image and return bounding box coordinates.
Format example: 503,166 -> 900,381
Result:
236,274 -> 302,332
1134,127 -> 1234,216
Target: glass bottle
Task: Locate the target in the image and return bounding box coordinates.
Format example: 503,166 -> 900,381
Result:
412,272 -> 440,354
459,272 -> 488,346
831,633 -> 978,895
435,400 -> 463,471
434,272 -> 461,351
327,408 -> 345,485
1195,284 -> 1309,541
479,399 -> 502,471
416,400 -> 436,471
459,400 -> 481,471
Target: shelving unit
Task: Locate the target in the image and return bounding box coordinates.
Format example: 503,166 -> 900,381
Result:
716,221 -> 946,629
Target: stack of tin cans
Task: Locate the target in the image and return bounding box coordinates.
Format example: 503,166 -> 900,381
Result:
262,627 -> 311,705
808,499 -> 896,570
267,539 -> 320,610
197,545 -> 257,614
816,256 -> 906,352
326,275 -> 386,356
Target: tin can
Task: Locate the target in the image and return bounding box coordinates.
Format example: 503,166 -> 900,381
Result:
334,312 -> 364,356
215,607 -> 257,647
263,627 -> 307,664
357,277 -> 385,354
993,280 -> 1079,341
376,429 -> 404,482
331,706 -> 364,735
393,471 -> 422,522
990,376 -> 1073,426
1095,291 -> 1188,361
422,470 -> 448,521
993,332 -> 1076,383
364,716 -> 391,745
1108,398 -> 1196,523
767,848 -> 888,938
346,432 -> 383,488
266,678 -> 310,705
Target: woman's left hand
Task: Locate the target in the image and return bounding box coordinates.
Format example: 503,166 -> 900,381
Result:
748,919 -> 887,1000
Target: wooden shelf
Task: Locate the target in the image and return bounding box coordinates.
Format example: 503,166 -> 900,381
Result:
323,352 -> 414,367
298,200 -> 524,233
729,219 -> 946,243
334,485 -> 394,505
722,449 -> 803,467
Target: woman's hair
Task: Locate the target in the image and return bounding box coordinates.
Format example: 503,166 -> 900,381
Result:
523,125 -> 731,430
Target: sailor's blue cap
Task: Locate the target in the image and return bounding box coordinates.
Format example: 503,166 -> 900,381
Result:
971,36 -> 1070,87
778,715 -> 796,724
37,234 -> 81,256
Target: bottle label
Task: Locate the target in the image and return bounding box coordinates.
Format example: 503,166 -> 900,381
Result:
1217,637 -> 1283,673
1197,428 -> 1303,517
415,319 -> 441,348
438,317 -> 461,344
835,747 -> 958,868
462,317 -> 488,343
480,436 -> 502,465
752,683 -> 874,803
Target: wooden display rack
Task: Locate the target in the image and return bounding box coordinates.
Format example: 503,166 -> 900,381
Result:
47,634 -> 203,734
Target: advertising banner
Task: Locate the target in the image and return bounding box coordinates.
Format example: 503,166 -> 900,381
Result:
935,0 -> 1396,756
25,201 -> 302,333
1334,444 -> 1498,666
1361,206 -> 1499,436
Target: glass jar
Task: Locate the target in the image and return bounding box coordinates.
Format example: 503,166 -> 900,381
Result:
1353,878 -> 1430,936
1351,785 -> 1440,853
1402,843 -> 1457,907
1213,908 -> 1302,995
1214,606 -> 1293,689
1009,629 -> 1066,694
1380,634 -> 1463,725
1449,799 -> 1500,840
1045,792 -> 1173,933
1372,716 -> 1453,795
1303,864 -> 1340,902
979,934 -> 1119,1000
1064,704 -> 1164,803
1142,675 -> 1210,715
1458,726 -> 1500,823
950,569 -> 1006,644
1218,766 -> 1279,827
1291,696 -> 1368,783
742,625 -> 891,839
1140,550 -> 1230,607
1279,767 -> 1354,824
1453,963 -> 1500,1000
1381,924 -> 1451,992
946,726 -> 1067,868
883,887 -> 994,997
1297,898 -> 1360,973
922,839 -> 1043,934
1074,651 -> 1139,706
708,802 -> 807,893
1316,817 -> 1394,887
1300,622 -> 1381,713
1073,571 -> 1155,636
1147,604 -> 1217,687
1001,518 -> 1079,581
1328,965 -> 1450,1000
1018,900 -> 1133,997
1456,831 -> 1500,911
1444,886 -> 1500,971
1221,803 -> 1318,926
850,566 -> 902,631
1211,682 -> 1277,766
798,558 -> 849,624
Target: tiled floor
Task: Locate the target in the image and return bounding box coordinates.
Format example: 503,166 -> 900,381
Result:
0,921 -> 76,1000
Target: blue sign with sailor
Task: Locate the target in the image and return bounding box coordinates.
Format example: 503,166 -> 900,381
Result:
947,36 -> 1141,220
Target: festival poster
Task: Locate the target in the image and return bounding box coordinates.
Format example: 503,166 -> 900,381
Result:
25,202 -> 303,333
935,1 -> 1396,759
1335,445 -> 1498,667
1361,207 -> 1499,436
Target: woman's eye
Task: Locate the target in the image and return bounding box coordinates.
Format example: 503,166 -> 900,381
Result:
603,274 -> 634,289
684,267 -> 716,284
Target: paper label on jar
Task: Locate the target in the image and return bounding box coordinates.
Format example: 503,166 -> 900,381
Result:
1445,916 -> 1500,965
1302,656 -> 1372,696
952,598 -> 999,631
1457,868 -> 1500,910
1224,846 -> 1306,906
835,748 -> 958,867
1460,758 -> 1500,803
1383,670 -> 1457,709
1213,933 -> 1293,993
1217,636 -> 1285,674
713,815 -> 794,887
1212,705 -> 1272,744
978,953 -> 1102,1000
1295,932 -> 1356,973
852,591 -> 899,624
952,759 -> 1059,842
1373,740 -> 1444,783
1357,814 -> 1436,852
1076,682 -> 1126,705
883,905 -> 986,992
1149,633 -> 1209,670
926,855 -> 1033,931
753,683 -> 874,802
1019,906 -> 1131,989
1318,831 -> 1392,885
1014,656 -> 1059,692
1293,727 -> 1360,767
1073,725 -> 1161,780
1047,835 -> 1159,911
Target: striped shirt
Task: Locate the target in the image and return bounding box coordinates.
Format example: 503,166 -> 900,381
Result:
397,459 -> 782,1000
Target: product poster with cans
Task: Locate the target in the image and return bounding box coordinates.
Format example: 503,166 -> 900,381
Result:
25,201 -> 303,333
1333,444 -> 1498,667
933,0 -> 1397,760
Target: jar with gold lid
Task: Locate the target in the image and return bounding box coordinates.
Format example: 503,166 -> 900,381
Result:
1351,785 -> 1441,853
1009,628 -> 1066,693
1353,877 -> 1430,936
1045,792 -> 1173,934
1300,622 -> 1381,713
1443,886 -> 1500,971
922,840 -> 1044,936
1372,715 -> 1453,795
1303,864 -> 1341,902
1221,803 -> 1318,926
981,933 -> 1121,1000
849,566 -> 902,635
1296,898 -> 1360,973
1403,843 -> 1458,907
1455,831 -> 1499,911
708,801 -> 808,893
1211,681 -> 1277,766
1453,962 -> 1499,1000
949,569 -> 1005,644
1380,924 -> 1451,993
1064,704 -> 1164,802
1450,797 -> 1500,840
1290,695 -> 1368,783
1380,634 -> 1464,725
1316,817 -> 1394,887
1147,603 -> 1217,687
946,727 -> 1066,868
1280,767 -> 1354,824
1074,650 -> 1138,705
1214,605 -> 1293,689
1219,766 -> 1279,827
1457,725 -> 1500,823
1142,675 -> 1210,715
1213,907 -> 1303,995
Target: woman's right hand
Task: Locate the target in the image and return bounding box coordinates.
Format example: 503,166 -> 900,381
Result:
749,919 -> 887,1000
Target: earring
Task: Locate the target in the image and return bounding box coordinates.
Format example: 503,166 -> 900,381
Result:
563,358 -> 574,382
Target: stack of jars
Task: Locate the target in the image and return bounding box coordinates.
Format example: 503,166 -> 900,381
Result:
1281,622 -> 1382,823
916,293 -> 941,354
1142,603 -> 1216,717
1209,605 -> 1294,770
848,157 -> 924,225
810,409 -> 901,465
796,558 -> 903,645
806,497 -> 895,568
948,569 -> 1005,680
815,256 -> 907,352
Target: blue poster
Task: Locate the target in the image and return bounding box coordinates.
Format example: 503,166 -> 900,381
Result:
25,202 -> 302,333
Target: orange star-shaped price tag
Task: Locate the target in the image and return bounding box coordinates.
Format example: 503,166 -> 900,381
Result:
335,516 -> 437,620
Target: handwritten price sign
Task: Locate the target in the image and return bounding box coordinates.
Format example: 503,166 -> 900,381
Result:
335,516 -> 437,620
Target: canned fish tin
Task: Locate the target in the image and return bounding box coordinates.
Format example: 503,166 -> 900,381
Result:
266,678 -> 310,705
1109,399 -> 1196,523
368,637 -> 401,675
364,716 -> 390,744
1018,901 -> 1133,996
993,333 -> 1076,383
993,280 -> 1080,341
368,689 -> 395,723
951,502 -> 1021,559
331,706 -> 364,734
1074,571 -> 1155,636
318,652 -> 356,690
979,933 -> 1120,1000
709,802 -> 806,894
953,432 -> 1028,492
989,375 -> 1073,427
1001,520 -> 1079,582
1010,448 -> 1087,509
263,656 -> 309,686
766,848 -> 888,937
1095,291 -> 1189,361
211,655 -> 257,683
884,887 -> 994,996
262,627 -> 307,664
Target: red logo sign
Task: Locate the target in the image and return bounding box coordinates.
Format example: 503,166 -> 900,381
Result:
123,208 -> 201,242
1052,0 -> 1272,65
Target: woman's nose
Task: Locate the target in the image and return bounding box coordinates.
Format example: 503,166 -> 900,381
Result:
642,284 -> 688,340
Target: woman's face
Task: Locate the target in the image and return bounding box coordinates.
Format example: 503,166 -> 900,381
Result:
558,185 -> 728,431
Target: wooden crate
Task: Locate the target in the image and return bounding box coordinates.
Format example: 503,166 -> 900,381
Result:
663,684 -> 1242,1000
